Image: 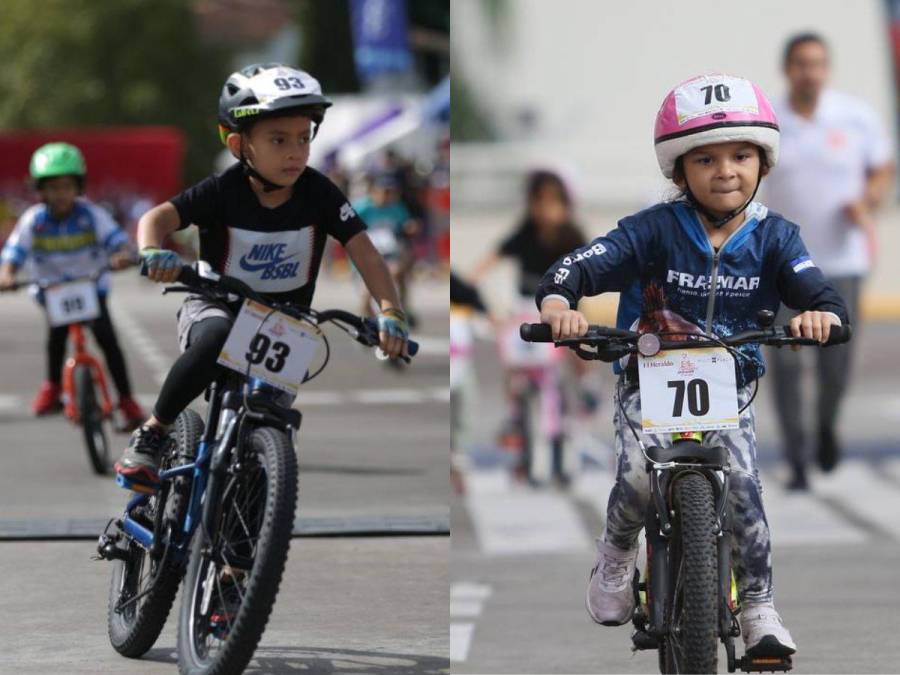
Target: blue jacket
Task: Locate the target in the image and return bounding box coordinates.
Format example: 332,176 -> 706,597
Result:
535,201 -> 849,387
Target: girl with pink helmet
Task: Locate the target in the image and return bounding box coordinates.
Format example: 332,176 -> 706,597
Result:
536,73 -> 851,659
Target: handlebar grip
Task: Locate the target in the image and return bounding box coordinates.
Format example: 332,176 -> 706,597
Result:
520,323 -> 554,342
177,265 -> 199,286
781,323 -> 852,346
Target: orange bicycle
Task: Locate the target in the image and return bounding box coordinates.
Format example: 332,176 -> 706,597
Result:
7,266 -> 129,473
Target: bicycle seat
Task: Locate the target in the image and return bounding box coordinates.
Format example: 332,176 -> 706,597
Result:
645,442 -> 729,466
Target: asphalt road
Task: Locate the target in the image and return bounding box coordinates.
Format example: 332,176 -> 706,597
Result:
451,321 -> 900,674
0,271 -> 449,674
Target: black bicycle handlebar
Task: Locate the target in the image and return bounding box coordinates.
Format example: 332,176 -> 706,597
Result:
144,264 -> 418,357
520,321 -> 851,349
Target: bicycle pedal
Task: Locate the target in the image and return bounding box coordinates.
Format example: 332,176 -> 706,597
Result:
630,629 -> 659,651
115,474 -> 157,494
739,654 -> 793,672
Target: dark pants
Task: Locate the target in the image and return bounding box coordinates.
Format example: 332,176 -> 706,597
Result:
47,295 -> 133,399
767,276 -> 861,473
152,317 -> 232,425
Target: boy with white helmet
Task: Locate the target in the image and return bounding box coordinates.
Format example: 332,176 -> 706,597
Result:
114,64 -> 409,491
537,74 -> 849,656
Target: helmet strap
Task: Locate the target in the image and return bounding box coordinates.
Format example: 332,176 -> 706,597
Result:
238,140 -> 287,193
685,167 -> 762,230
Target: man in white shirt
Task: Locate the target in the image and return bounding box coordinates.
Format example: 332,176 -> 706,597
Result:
763,33 -> 894,489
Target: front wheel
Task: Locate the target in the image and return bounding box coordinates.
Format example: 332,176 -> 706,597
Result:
663,472 -> 719,673
75,364 -> 109,474
177,426 -> 297,675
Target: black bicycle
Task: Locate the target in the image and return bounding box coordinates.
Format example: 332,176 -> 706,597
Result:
96,265 -> 418,675
521,310 -> 850,674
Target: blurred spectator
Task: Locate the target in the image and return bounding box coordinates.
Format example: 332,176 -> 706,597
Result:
352,171 -> 419,322
762,32 -> 895,489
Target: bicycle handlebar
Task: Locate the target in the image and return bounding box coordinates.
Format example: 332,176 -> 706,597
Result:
146,264 -> 418,358
520,321 -> 852,351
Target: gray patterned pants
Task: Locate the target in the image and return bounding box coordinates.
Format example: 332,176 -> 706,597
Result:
603,380 -> 773,604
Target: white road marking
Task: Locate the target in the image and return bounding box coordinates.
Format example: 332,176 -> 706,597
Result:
108,300 -> 172,386
466,487 -> 591,555
449,623 -> 475,663
352,389 -> 427,404
412,336 -> 449,356
462,458 -> 896,552
450,600 -> 485,617
812,461 -> 900,541
0,387 -> 450,413
451,582 -> 493,601
759,470 -> 868,545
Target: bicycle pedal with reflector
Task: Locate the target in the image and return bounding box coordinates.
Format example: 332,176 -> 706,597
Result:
739,654 -> 793,672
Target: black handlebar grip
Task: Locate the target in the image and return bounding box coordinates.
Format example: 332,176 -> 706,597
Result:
824,323 -> 852,346
781,323 -> 852,346
177,265 -> 199,286
520,323 -> 554,342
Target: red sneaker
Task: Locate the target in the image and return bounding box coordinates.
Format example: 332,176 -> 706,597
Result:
118,397 -> 146,432
32,381 -> 63,416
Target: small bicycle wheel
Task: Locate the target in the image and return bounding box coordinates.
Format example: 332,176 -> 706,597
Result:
75,364 -> 109,474
107,409 -> 201,657
664,472 -> 719,673
177,426 -> 297,675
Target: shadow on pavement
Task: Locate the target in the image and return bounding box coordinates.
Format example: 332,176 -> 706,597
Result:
142,645 -> 450,674
299,463 -> 425,476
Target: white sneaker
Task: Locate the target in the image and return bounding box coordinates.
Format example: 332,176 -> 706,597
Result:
740,602 -> 797,656
585,539 -> 638,625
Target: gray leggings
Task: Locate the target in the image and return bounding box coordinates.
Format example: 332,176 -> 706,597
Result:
603,381 -> 773,604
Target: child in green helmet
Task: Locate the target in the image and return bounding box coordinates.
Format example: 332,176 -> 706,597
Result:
0,142 -> 145,428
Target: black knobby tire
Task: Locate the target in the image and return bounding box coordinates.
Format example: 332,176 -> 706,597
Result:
665,472 -> 719,673
75,365 -> 109,474
177,426 -> 297,675
107,409 -> 204,658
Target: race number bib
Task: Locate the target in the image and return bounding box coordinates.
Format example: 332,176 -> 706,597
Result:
217,300 -> 320,396
674,75 -> 759,124
45,280 -> 100,327
638,347 -> 739,433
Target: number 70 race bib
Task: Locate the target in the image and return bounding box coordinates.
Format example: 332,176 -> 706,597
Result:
217,300 -> 321,396
637,347 -> 739,433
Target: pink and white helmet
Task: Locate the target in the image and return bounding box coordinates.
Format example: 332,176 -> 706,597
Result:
654,74 -> 779,179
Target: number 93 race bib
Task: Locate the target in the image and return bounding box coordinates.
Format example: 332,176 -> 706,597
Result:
217,300 -> 321,396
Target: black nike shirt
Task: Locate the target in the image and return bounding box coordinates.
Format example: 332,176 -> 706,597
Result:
170,163 -> 366,307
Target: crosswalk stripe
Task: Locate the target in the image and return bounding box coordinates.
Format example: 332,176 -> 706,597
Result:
466,486 -> 591,555
811,462 -> 900,542
463,459 -> 898,554
0,386 -> 450,415
450,623 -> 475,663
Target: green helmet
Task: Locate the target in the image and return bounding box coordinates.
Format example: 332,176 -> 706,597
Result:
29,142 -> 87,182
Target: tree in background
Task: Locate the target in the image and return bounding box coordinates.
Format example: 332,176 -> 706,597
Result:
0,0 -> 233,183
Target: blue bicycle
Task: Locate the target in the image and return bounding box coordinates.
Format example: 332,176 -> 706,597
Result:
96,265 -> 417,675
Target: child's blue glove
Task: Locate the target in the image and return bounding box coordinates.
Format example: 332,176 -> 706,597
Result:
377,308 -> 409,340
139,247 -> 183,283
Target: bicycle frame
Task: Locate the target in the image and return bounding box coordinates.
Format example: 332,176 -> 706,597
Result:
62,322 -> 114,422
117,377 -> 285,564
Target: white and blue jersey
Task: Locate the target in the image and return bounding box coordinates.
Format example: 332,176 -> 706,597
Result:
1,198 -> 129,296
536,201 -> 849,387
